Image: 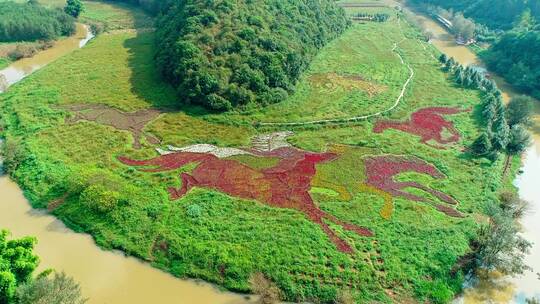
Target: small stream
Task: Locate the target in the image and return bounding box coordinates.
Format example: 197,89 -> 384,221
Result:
0,25 -> 252,304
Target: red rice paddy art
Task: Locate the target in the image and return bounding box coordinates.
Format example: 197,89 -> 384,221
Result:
373,107 -> 469,148
364,155 -> 463,218
118,147 -> 373,254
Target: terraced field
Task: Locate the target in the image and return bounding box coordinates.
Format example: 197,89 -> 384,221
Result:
0,1 -> 518,302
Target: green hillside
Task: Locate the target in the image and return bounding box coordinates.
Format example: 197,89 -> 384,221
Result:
154,0 -> 350,110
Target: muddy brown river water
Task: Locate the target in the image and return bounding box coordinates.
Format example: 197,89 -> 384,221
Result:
0,25 -> 252,304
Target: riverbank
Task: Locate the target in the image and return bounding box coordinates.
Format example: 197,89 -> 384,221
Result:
395,2 -> 540,302
0,23 -> 93,92
0,176 -> 254,304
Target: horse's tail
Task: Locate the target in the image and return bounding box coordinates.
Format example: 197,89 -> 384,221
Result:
373,120 -> 405,133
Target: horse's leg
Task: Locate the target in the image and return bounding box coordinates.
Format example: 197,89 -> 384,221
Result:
322,212 -> 373,237
387,182 -> 431,202
396,181 -> 458,205
421,136 -> 446,149
303,209 -> 356,253
167,173 -> 198,200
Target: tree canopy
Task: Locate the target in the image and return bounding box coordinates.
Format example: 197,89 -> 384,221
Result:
64,0 -> 84,19
154,0 -> 350,111
0,2 -> 76,42
412,0 -> 540,30
483,29 -> 540,99
0,230 -> 39,303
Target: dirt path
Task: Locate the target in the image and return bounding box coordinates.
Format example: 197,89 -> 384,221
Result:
258,15 -> 414,127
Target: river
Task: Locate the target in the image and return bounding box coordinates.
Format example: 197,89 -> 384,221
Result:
398,4 -> 540,303
0,25 -> 252,304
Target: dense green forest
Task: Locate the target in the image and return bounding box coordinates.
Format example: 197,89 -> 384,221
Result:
0,2 -> 75,42
483,28 -> 540,99
411,0 -> 540,29
153,0 -> 350,111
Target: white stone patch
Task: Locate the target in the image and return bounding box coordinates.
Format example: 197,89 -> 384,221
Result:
157,144 -> 252,158
156,131 -> 295,158
251,131 -> 293,152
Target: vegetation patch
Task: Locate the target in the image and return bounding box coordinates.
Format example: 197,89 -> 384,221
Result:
62,104 -> 161,149
309,72 -> 386,97
0,2 -> 75,42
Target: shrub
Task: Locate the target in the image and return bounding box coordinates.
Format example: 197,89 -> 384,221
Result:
64,0 -> 84,18
16,272 -> 87,304
1,137 -> 27,175
80,184 -> 120,213
186,203 -> 202,219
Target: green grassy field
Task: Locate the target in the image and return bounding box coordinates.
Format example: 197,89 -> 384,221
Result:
0,1 -> 518,303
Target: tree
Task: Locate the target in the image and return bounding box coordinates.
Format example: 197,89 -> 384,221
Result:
506,95 -> 534,126
0,230 -> 39,303
64,0 -> 84,18
506,124 -> 531,155
471,132 -> 492,156
491,117 -> 510,151
439,53 -> 448,64
513,9 -> 536,31
16,272 -> 87,304
472,205 -> 531,275
443,57 -> 455,72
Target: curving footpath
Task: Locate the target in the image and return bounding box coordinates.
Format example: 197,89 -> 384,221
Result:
258,16 -> 414,127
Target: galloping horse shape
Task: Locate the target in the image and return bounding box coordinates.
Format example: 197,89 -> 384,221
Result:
373,107 -> 469,148
118,146 -> 374,253
364,155 -> 462,218
119,134 -> 462,253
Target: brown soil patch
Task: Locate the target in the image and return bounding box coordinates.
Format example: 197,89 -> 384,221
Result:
309,73 -> 386,97
62,104 -> 161,149
47,194 -> 68,211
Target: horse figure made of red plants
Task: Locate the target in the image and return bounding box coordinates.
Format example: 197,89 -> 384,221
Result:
118,146 -> 374,254
363,155 -> 463,218
373,107 -> 469,148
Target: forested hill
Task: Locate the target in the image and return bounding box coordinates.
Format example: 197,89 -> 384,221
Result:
411,0 -> 540,29
483,28 -> 540,99
153,0 -> 350,111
